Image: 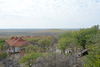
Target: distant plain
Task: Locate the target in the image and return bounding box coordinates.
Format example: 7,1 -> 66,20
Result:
0,28 -> 79,38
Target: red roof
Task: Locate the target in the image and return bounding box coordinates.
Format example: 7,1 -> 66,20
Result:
5,37 -> 15,42
5,37 -> 30,47
8,37 -> 18,44
21,36 -> 25,39
26,36 -> 31,38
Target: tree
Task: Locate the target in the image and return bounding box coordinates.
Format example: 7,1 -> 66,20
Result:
74,25 -> 99,49
19,52 -> 42,67
58,31 -> 73,40
38,38 -> 51,52
84,30 -> 100,67
57,37 -> 74,55
84,44 -> 100,67
25,45 -> 40,53
26,38 -> 39,45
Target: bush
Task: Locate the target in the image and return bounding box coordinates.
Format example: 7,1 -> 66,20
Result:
0,51 -> 8,59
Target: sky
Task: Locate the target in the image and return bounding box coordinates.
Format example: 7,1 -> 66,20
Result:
0,0 -> 100,29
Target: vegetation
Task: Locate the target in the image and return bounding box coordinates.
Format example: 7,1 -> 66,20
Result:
19,52 -> 43,67
58,31 -> 73,40
84,31 -> 100,67
0,29 -> 65,38
19,44 -> 43,67
38,37 -> 51,52
0,39 -> 6,50
57,37 -> 74,55
24,45 -> 40,53
0,51 -> 8,59
57,25 -> 100,67
26,37 -> 39,44
74,25 -> 99,49
0,25 -> 99,67
84,44 -> 100,67
0,39 -> 8,60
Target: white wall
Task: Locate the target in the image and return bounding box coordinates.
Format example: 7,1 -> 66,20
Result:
15,47 -> 20,52
10,46 -> 20,53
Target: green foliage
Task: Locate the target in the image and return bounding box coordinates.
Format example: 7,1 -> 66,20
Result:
19,52 -> 43,67
38,38 -> 51,52
84,28 -> 100,67
0,51 -> 8,59
74,25 -> 99,49
57,37 -> 74,55
84,44 -> 100,67
58,31 -> 73,40
25,45 -> 40,53
0,39 -> 5,50
26,38 -> 39,44
26,36 -> 52,53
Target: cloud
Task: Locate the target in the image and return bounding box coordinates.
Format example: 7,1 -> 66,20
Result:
0,0 -> 99,17
0,0 -> 100,28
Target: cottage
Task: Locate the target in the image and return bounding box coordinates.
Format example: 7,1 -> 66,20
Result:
5,37 -> 30,53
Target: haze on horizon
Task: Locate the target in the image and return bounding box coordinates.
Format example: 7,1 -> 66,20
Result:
0,0 -> 100,29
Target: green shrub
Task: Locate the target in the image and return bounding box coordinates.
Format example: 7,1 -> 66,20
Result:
0,51 -> 8,59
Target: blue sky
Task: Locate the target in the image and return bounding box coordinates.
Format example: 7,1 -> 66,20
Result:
0,0 -> 100,29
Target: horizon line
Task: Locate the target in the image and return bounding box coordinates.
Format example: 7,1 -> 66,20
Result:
0,28 -> 81,29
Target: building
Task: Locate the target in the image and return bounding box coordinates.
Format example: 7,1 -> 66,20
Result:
5,37 -> 30,53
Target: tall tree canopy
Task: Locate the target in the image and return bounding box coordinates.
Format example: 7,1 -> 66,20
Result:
74,25 -> 99,49
84,30 -> 100,67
